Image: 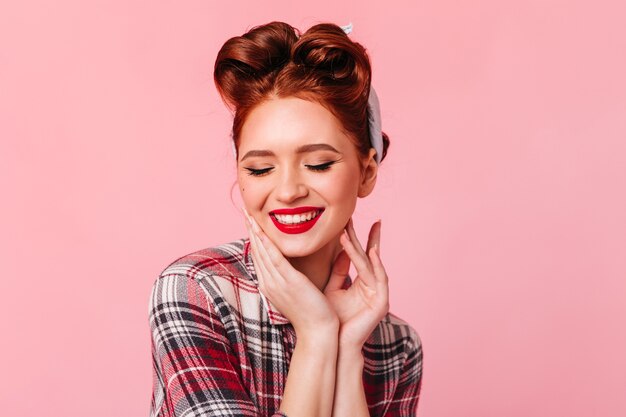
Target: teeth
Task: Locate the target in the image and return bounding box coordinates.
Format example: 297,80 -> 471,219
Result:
274,210 -> 320,225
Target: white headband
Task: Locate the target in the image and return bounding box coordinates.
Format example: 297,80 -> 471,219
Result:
231,22 -> 383,165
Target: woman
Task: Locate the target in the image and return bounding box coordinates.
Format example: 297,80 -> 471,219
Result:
149,21 -> 423,417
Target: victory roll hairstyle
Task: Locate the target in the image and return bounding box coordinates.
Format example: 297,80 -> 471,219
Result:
213,21 -> 390,167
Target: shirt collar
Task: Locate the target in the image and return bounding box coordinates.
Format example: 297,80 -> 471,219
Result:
243,238 -> 291,326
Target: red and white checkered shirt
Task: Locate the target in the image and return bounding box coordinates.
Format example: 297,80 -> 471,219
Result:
149,237 -> 423,417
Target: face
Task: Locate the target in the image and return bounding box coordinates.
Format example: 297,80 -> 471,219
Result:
237,96 -> 377,258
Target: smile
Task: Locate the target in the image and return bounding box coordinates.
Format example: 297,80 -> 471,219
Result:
272,210 -> 322,225
269,207 -> 325,234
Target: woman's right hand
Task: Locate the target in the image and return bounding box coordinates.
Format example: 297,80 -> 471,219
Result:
243,208 -> 339,338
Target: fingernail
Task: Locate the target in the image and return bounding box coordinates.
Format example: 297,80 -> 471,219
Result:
251,216 -> 260,233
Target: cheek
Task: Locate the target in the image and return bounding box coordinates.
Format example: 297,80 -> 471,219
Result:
317,171 -> 358,202
238,176 -> 259,205
238,176 -> 274,210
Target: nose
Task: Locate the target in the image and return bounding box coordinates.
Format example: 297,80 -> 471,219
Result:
274,166 -> 308,203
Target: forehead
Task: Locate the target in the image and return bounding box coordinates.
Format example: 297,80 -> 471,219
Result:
239,97 -> 350,151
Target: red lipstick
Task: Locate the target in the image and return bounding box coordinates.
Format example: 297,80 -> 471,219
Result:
269,206 -> 325,235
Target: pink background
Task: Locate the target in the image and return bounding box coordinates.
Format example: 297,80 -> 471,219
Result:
1,1 -> 625,416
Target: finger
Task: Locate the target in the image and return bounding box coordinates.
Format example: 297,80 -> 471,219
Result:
346,218 -> 367,258
341,228 -> 372,274
365,219 -> 381,256
340,229 -> 376,287
368,243 -> 388,285
249,227 -> 275,284
245,218 -> 271,287
324,249 -> 350,293
243,210 -> 277,290
242,208 -> 267,264
250,239 -> 269,286
367,244 -> 390,314
242,206 -> 255,230
248,215 -> 289,284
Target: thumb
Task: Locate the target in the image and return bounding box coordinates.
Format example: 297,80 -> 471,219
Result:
324,250 -> 350,293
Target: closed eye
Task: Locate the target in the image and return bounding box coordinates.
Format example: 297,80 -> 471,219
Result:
244,167 -> 273,177
305,161 -> 336,171
244,161 -> 337,177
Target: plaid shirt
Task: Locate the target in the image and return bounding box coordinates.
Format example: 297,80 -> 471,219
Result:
149,237 -> 423,417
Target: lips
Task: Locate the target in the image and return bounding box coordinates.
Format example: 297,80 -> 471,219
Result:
270,206 -> 324,215
269,206 -> 325,235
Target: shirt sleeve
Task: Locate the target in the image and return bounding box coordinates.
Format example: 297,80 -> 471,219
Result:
383,329 -> 424,417
149,273 -> 288,417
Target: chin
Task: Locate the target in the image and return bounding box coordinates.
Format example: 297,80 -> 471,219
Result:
274,240 -> 318,258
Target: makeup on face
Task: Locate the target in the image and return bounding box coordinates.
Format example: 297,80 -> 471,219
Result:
269,206 -> 325,235
238,97 -> 362,257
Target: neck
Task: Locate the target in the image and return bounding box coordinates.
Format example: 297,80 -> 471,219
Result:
286,236 -> 344,292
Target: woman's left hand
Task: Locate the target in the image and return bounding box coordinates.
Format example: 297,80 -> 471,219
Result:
323,218 -> 390,351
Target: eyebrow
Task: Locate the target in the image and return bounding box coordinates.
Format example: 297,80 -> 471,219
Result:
239,143 -> 341,162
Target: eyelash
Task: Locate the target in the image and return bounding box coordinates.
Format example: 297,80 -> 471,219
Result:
245,161 -> 336,177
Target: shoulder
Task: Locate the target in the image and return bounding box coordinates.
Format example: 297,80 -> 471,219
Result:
152,237 -> 251,294
157,237 -> 249,281
363,311 -> 424,398
149,237 -> 258,318
372,311 -> 423,358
